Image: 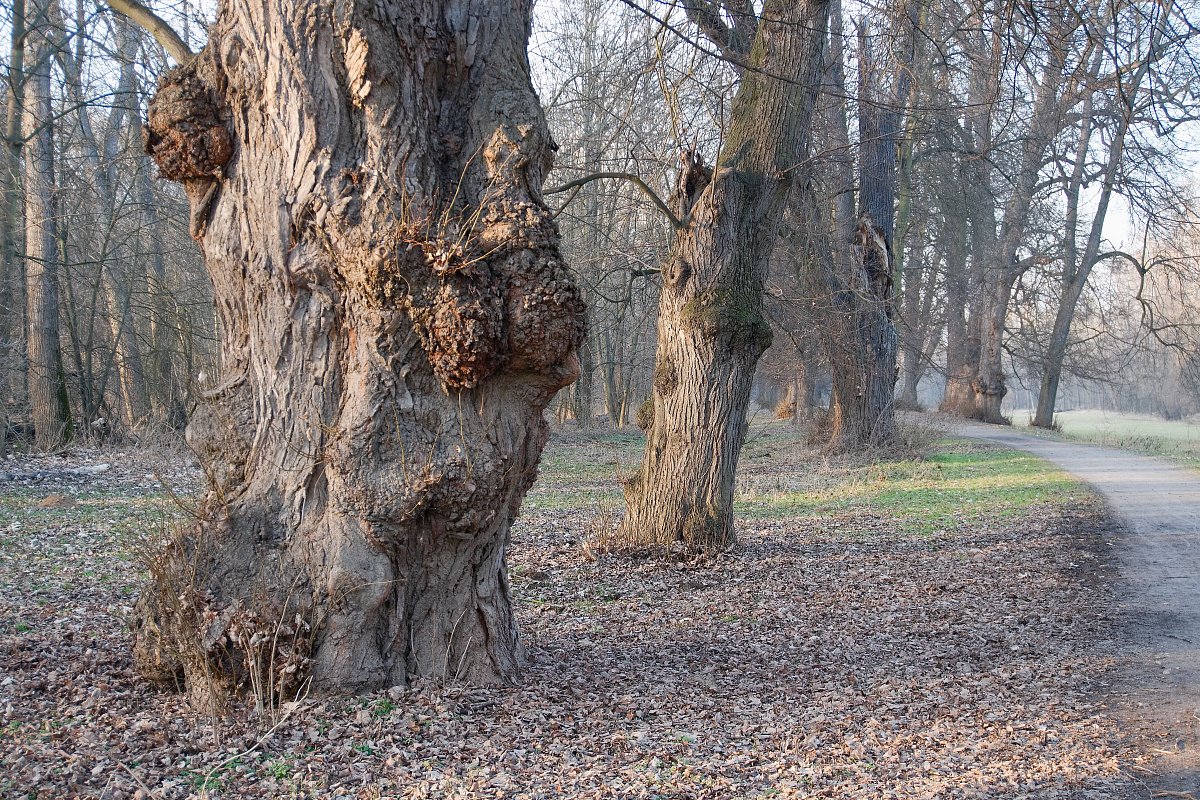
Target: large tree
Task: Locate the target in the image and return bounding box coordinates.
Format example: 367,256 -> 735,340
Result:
617,0 -> 830,553
130,0 -> 584,710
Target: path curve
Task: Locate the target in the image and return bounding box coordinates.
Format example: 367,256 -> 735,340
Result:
954,421 -> 1200,793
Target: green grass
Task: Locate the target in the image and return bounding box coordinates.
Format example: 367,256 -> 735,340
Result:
0,488 -> 186,599
1010,408 -> 1200,465
735,439 -> 1086,536
522,429 -> 644,511
525,422 -> 1086,537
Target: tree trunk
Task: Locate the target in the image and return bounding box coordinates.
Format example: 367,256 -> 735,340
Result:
1031,298 -> 1075,429
894,235 -> 930,413
618,0 -> 830,553
132,0 -> 584,711
572,318 -> 594,429
966,26 -> 1069,424
972,285 -> 1010,424
938,168 -> 977,416
23,11 -> 70,450
896,341 -> 922,410
788,359 -> 814,424
817,5 -> 901,451
1,0 -> 27,433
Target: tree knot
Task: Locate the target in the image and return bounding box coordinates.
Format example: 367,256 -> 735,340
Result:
144,65 -> 233,183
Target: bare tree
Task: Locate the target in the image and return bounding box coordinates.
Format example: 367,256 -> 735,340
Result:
23,0 -> 70,448
1032,0 -> 1195,427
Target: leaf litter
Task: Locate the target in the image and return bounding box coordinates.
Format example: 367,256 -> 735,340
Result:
0,427 -> 1157,798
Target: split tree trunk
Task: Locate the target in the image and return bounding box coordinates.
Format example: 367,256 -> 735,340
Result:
618,0 -> 830,553
23,9 -> 70,450
132,0 -> 583,710
811,3 -> 901,452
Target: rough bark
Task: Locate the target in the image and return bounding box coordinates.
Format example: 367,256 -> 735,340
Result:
132,0 -> 583,711
619,0 -> 830,553
23,10 -> 70,450
1,0 -> 27,429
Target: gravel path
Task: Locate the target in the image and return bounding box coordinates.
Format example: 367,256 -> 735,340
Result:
955,421 -> 1200,795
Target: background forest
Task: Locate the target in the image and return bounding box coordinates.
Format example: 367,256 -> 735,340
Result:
2,0 -> 1200,444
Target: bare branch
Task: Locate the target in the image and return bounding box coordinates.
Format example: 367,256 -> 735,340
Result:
107,0 -> 192,64
546,171 -> 682,229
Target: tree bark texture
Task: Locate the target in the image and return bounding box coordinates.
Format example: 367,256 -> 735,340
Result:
1,0 -> 27,426
23,11 -> 71,450
132,1 -> 584,710
619,0 -> 830,553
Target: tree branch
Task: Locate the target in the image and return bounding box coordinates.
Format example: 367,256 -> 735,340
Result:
545,171 -> 682,229
1094,249 -> 1144,270
107,0 -> 192,64
682,1 -> 745,62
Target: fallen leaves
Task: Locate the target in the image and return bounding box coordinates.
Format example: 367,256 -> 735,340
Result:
0,431 -> 1149,798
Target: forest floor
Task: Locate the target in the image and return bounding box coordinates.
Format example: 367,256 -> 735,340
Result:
0,416 -> 1172,799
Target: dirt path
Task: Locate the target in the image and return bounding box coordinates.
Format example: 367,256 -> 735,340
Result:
955,421 -> 1200,795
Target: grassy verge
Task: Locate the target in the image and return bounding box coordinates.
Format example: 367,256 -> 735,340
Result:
1009,408 -> 1200,466
0,486 -> 185,607
527,420 -> 1089,538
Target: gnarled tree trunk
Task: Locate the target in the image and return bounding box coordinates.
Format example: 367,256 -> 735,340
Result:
618,0 -> 830,553
132,0 -> 583,711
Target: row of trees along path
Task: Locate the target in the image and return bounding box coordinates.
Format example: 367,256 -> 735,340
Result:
25,0 -> 1191,715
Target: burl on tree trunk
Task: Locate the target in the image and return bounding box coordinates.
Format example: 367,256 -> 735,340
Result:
132,1 -> 583,711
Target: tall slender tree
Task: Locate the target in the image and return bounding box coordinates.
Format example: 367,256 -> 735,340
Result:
23,0 -> 70,449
